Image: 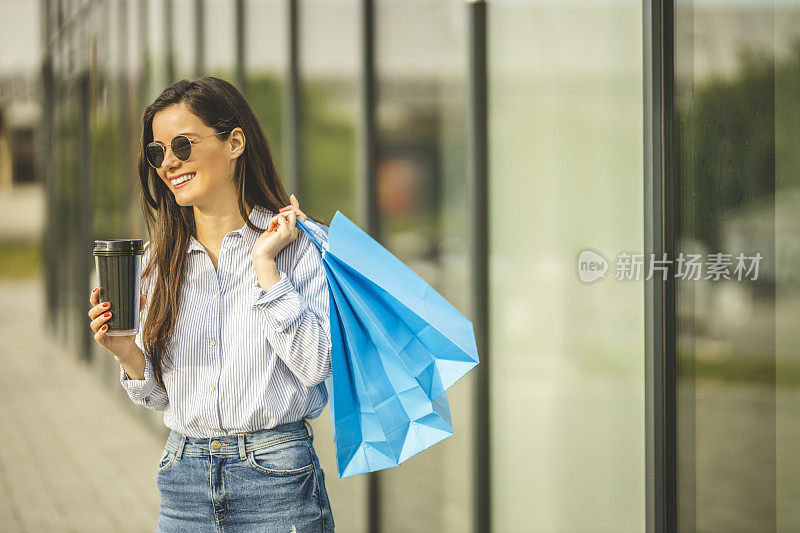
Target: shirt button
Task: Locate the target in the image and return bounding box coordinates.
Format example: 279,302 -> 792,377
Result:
210,339 -> 216,346
210,385 -> 216,392
213,292 -> 219,299
211,440 -> 222,450
145,396 -> 150,402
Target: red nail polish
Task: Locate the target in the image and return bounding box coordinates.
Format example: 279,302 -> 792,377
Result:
104,313 -> 110,317
103,302 -> 109,307
102,325 -> 107,330
92,288 -> 96,293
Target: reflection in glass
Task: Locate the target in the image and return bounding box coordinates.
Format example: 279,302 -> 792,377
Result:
203,0 -> 236,80
488,1 -> 645,530
172,0 -> 197,80
299,0 -> 358,220
674,1 -> 800,531
145,0 -> 170,101
374,1 -> 472,531
776,6 -> 800,532
244,0 -> 287,176
299,1 -> 363,531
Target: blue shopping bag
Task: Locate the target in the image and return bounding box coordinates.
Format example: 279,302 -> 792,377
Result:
295,212 -> 479,478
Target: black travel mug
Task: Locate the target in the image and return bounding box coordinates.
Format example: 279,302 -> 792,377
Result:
93,239 -> 144,336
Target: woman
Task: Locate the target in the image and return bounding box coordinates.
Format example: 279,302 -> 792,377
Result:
87,76 -> 335,532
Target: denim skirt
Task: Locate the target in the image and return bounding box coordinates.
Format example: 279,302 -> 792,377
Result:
155,419 -> 334,532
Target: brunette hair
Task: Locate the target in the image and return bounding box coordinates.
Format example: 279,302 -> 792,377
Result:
137,76 -> 324,391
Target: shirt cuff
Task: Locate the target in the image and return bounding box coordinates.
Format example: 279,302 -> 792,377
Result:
251,270 -> 294,307
251,270 -> 308,331
120,354 -> 153,391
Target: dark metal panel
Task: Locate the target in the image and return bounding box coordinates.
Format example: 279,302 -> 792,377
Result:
360,0 -> 378,236
467,1 -> 489,532
41,0 -> 57,335
165,0 -> 175,83
285,0 -> 301,197
195,0 -> 205,77
78,69 -> 93,362
140,0 -> 150,107
359,0 -> 380,531
118,0 -> 134,229
643,1 -> 676,531
235,0 -> 246,95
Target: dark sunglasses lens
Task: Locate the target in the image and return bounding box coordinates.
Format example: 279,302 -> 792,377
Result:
172,136 -> 192,161
146,143 -> 165,168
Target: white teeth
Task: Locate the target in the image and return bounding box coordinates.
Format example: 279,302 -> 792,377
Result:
171,172 -> 195,185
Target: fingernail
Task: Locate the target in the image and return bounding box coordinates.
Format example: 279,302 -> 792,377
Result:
92,288 -> 96,293
102,325 -> 107,330
104,313 -> 110,318
103,302 -> 109,308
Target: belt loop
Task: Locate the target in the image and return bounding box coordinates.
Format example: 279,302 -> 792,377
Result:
176,434 -> 187,460
238,434 -> 246,461
303,418 -> 314,442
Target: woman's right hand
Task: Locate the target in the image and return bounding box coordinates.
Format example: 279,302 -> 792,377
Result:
88,287 -> 147,362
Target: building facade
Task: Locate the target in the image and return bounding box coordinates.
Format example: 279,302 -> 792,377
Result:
37,0 -> 800,531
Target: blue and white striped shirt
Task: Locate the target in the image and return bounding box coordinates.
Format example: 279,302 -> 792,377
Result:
120,204 -> 332,438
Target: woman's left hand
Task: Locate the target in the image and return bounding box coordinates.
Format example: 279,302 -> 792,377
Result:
252,194 -> 306,263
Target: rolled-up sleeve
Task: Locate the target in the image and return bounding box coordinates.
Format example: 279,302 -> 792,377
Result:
251,222 -> 332,388
120,350 -> 169,411
119,240 -> 170,411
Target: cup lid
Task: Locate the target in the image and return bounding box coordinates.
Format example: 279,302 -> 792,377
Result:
93,239 -> 144,255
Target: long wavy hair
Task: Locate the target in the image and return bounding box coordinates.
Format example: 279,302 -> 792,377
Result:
138,76 -> 325,392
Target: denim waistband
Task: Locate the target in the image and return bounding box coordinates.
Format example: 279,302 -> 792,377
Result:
165,419 -> 314,461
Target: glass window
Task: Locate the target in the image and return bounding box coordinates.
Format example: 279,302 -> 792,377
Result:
299,1 -> 363,531
172,0 -> 197,80
674,1 -> 800,530
203,0 -> 236,80
374,1 -> 473,531
145,0 -> 170,101
776,7 -> 800,531
488,1 -> 646,530
244,0 -> 287,174
300,0 -> 358,220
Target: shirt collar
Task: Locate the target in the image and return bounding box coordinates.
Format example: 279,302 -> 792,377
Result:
187,205 -> 275,253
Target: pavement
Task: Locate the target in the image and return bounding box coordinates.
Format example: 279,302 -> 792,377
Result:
0,277 -> 164,532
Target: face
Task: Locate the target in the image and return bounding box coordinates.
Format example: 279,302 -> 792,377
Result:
150,103 -> 245,209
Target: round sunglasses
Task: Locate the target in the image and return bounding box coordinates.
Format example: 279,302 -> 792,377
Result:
146,130 -> 232,169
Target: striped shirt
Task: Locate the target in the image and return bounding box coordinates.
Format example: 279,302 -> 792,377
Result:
119,204 -> 332,438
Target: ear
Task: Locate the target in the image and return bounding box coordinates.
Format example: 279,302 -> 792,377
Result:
229,127 -> 246,159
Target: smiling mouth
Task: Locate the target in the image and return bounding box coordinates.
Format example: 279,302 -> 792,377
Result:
171,172 -> 196,187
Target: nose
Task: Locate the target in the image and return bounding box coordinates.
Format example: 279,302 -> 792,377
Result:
162,146 -> 182,172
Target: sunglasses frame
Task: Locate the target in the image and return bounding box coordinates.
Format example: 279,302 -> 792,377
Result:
146,130 -> 233,169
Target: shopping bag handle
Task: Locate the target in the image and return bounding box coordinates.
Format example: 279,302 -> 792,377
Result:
295,218 -> 329,255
